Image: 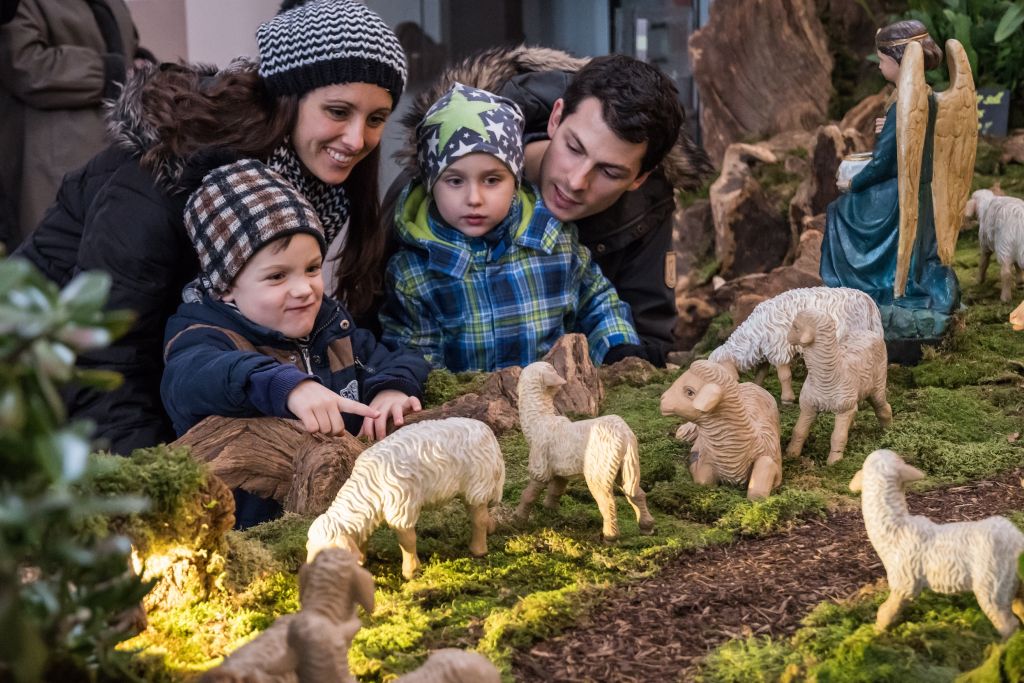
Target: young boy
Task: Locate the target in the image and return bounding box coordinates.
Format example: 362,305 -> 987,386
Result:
380,83 -> 640,372
162,159 -> 429,524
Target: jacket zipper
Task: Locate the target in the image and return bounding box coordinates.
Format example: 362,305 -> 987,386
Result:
299,345 -> 313,374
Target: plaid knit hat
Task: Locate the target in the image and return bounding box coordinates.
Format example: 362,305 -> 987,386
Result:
184,159 -> 327,294
416,83 -> 525,193
257,0 -> 407,105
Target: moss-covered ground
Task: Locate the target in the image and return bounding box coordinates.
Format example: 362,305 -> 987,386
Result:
116,189 -> 1022,681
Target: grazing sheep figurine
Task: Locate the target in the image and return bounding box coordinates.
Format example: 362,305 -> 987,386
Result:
306,418 -> 505,580
850,449 -> 1024,639
709,287 -> 883,403
515,361 -> 655,541
198,548 -> 374,683
394,649 -> 501,683
971,189 -> 1024,303
785,309 -> 891,465
1011,299 -> 1024,331
660,359 -> 782,499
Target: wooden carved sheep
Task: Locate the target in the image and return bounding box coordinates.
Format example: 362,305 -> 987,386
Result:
785,309 -> 891,465
850,449 -> 1024,639
306,417 -> 505,580
515,361 -> 654,541
1012,299 -> 1024,331
971,189 -> 1024,303
660,359 -> 782,500
394,649 -> 501,683
199,548 -> 374,683
709,287 -> 883,403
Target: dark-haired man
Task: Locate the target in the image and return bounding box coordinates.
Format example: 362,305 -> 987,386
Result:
389,49 -> 712,365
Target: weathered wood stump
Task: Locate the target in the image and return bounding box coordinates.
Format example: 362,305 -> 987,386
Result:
173,416 -> 366,516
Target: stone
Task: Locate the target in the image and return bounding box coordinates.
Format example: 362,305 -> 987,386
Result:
689,0 -> 833,163
600,356 -> 659,388
709,143 -> 792,279
713,229 -> 824,312
839,87 -> 892,147
673,199 -> 715,292
789,125 -> 864,235
674,286 -> 720,351
1001,129 -> 1024,165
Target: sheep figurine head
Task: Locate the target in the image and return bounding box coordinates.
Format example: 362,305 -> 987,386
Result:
307,518 -> 365,565
849,449 -> 925,493
1011,300 -> 1024,331
660,360 -> 735,420
520,361 -> 567,396
786,309 -> 820,346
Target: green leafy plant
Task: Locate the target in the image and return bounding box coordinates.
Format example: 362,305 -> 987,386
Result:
0,258 -> 153,682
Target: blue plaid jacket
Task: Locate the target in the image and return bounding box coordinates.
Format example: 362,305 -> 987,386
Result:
380,183 -> 639,372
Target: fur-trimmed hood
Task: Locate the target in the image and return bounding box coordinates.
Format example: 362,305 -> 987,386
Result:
394,45 -> 712,192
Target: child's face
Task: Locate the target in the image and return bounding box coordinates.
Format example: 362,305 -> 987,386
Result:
432,153 -> 516,238
222,233 -> 324,338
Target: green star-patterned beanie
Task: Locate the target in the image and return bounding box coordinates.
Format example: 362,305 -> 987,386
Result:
416,82 -> 525,192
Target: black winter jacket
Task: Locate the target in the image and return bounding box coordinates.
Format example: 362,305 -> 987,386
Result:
161,295 -> 429,437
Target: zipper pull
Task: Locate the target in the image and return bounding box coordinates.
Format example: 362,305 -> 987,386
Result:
300,346 -> 313,374
354,357 -> 375,374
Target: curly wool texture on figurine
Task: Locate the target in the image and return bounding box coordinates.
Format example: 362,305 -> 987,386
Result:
660,359 -> 782,500
970,189 -> 1024,303
394,649 -> 501,683
850,449 -> 1024,639
514,361 -> 654,541
198,548 -> 374,683
306,417 -> 505,580
785,309 -> 891,464
708,287 -> 883,403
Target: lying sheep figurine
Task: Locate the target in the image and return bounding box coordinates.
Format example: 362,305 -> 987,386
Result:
660,359 -> 782,500
785,309 -> 891,465
1012,299 -> 1024,331
851,449 -> 1024,639
394,649 -> 501,683
515,361 -> 654,541
199,547 -> 373,682
971,189 -> 1024,303
306,417 -> 505,580
709,287 -> 883,403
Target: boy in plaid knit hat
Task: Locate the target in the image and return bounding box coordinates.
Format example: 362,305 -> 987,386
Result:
380,83 -> 640,372
161,160 -> 429,525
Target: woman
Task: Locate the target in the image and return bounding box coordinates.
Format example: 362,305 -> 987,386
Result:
15,0 -> 407,454
819,19 -> 959,335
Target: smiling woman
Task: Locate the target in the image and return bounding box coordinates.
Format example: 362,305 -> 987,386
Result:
14,0 -> 408,455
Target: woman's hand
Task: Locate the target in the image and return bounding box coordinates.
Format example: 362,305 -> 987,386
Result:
359,390 -> 423,441
286,380 -> 379,435
874,117 -> 886,135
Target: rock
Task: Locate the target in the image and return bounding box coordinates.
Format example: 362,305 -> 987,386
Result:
173,416 -> 366,515
839,87 -> 891,147
673,199 -> 715,292
601,356 -> 658,388
405,334 -> 602,433
710,143 -> 792,279
689,0 -> 833,163
789,124 -> 863,235
1001,129 -> 1024,165
731,293 -> 769,327
674,287 -> 720,351
713,229 -> 824,311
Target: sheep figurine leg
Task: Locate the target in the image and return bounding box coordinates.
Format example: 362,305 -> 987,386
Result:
851,450 -> 1024,640
1001,259 -> 1016,303
1012,300 -> 1024,331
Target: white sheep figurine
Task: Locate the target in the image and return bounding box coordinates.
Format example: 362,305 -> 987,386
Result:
709,287 -> 883,403
306,417 -> 505,580
785,309 -> 891,465
514,361 -> 654,541
394,649 -> 501,683
850,449 -> 1024,639
660,359 -> 782,500
970,189 -> 1024,303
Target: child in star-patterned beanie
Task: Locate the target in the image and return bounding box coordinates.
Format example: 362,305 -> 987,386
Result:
380,83 -> 640,373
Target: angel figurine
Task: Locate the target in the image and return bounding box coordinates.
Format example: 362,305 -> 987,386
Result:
820,20 -> 977,342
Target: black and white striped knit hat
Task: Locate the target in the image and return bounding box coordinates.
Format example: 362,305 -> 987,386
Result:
184,159 -> 328,294
257,0 -> 407,105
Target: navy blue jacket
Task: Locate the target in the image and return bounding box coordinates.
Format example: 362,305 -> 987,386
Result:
161,294 -> 429,437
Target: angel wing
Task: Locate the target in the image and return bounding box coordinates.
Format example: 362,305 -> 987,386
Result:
931,39 -> 978,264
895,41 -> 928,299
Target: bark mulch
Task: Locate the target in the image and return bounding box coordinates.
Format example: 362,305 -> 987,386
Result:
511,470 -> 1024,683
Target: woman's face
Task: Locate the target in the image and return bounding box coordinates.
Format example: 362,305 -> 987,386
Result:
291,82 -> 393,185
877,50 -> 901,83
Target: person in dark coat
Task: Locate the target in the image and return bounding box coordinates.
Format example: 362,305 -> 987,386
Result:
386,48 -> 713,366
14,0 -> 409,454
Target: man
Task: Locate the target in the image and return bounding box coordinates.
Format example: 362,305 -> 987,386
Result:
387,47 -> 712,365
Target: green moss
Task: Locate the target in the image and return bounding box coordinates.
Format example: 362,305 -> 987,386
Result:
422,369 -> 486,407
239,512 -> 313,571
715,488 -> 828,537
693,312 -> 736,355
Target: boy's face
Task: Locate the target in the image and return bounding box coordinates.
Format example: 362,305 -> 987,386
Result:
432,153 -> 517,238
540,96 -> 650,223
222,233 -> 324,339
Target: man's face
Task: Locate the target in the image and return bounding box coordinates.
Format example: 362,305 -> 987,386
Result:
539,96 -> 650,223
